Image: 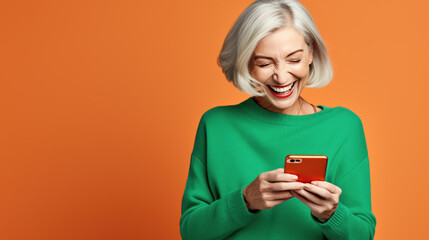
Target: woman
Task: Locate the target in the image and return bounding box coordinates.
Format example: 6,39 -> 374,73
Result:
180,0 -> 376,239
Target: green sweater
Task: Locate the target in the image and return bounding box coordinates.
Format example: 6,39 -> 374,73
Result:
180,97 -> 376,240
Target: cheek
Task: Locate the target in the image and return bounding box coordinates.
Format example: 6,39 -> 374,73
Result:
290,63 -> 310,78
251,64 -> 310,81
251,69 -> 271,82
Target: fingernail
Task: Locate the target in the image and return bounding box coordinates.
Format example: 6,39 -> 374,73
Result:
292,175 -> 298,180
311,181 -> 317,185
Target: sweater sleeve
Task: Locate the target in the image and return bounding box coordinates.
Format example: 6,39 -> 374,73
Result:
180,112 -> 261,240
312,113 -> 377,239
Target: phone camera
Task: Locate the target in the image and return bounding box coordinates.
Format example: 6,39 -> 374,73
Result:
290,159 -> 296,162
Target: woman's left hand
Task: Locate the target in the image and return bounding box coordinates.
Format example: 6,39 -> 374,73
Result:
291,181 -> 342,223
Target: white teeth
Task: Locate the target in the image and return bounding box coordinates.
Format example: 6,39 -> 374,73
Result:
269,82 -> 294,93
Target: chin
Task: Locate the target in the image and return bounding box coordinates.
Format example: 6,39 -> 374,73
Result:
271,99 -> 296,109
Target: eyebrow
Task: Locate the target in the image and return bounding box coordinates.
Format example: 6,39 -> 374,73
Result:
253,49 -> 303,60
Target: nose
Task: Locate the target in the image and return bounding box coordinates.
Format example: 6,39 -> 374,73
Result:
272,62 -> 292,84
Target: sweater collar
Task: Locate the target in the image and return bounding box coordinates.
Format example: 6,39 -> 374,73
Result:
239,97 -> 334,125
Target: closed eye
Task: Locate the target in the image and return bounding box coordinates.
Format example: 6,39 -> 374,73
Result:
257,59 -> 301,67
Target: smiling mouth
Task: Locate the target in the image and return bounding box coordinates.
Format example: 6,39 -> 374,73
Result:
270,82 -> 294,88
268,81 -> 296,94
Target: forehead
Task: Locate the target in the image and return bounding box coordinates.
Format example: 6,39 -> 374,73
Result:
253,26 -> 306,55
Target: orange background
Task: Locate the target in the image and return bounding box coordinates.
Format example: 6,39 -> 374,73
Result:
0,0 -> 428,239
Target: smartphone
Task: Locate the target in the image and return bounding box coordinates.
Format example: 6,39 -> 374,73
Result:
284,155 -> 328,183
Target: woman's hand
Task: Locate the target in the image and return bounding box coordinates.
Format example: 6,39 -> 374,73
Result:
243,168 -> 305,211
291,181 -> 342,223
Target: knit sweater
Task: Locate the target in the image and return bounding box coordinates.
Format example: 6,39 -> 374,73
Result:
180,97 -> 376,240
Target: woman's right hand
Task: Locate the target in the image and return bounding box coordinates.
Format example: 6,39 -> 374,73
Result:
243,168 -> 305,211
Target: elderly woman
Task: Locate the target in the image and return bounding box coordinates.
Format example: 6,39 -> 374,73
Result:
180,0 -> 376,239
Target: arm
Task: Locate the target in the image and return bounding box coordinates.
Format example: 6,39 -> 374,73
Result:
312,113 -> 377,239
179,113 -> 260,240
312,154 -> 376,240
179,154 -> 260,240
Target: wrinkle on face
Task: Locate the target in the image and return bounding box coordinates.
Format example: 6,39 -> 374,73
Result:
249,26 -> 314,114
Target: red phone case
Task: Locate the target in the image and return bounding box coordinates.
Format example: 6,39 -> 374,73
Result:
284,155 -> 328,183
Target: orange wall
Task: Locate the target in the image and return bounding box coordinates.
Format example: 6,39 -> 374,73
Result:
0,0 -> 428,239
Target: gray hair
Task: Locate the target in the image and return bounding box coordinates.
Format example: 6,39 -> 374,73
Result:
217,0 -> 333,96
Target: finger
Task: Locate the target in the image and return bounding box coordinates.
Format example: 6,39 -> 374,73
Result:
303,183 -> 332,199
267,190 -> 293,200
265,169 -> 299,182
291,191 -> 320,210
267,199 -> 288,208
268,181 -> 305,192
293,189 -> 324,206
311,181 -> 342,194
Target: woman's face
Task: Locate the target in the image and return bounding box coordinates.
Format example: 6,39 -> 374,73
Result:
249,26 -> 313,112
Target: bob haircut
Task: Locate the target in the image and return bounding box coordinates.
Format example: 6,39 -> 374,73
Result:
217,0 -> 333,96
